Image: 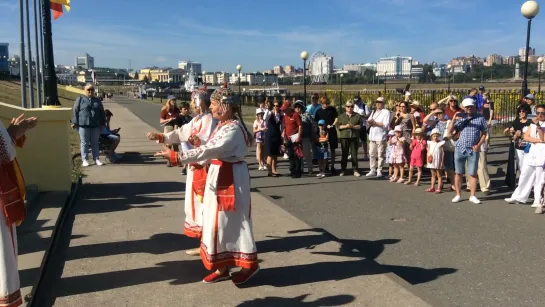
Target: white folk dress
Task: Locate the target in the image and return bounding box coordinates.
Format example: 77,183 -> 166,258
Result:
426,140 -> 445,169
178,120 -> 258,270
0,121 -> 22,307
163,113 -> 217,238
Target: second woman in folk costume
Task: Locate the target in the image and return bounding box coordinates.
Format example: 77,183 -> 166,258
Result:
147,87 -> 217,255
155,85 -> 259,285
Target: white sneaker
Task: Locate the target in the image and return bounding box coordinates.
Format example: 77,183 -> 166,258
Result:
354,171 -> 361,177
366,171 -> 377,177
376,171 -> 383,178
531,202 -> 541,208
469,196 -> 481,204
452,195 -> 461,203
535,206 -> 543,214
82,160 -> 90,167
316,173 -> 322,177
320,173 -> 326,178
95,159 -> 104,166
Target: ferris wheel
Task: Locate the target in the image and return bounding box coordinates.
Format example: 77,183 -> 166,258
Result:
308,51 -> 332,84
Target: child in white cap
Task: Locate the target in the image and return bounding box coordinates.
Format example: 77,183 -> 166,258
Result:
426,128 -> 446,193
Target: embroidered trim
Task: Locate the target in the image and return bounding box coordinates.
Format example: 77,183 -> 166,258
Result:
0,289 -> 22,307
183,222 -> 202,239
200,242 -> 258,270
168,150 -> 178,166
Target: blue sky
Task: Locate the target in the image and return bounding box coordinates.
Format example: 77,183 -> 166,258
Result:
1,0 -> 544,72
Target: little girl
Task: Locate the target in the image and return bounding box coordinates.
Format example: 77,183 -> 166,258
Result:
426,128 -> 445,193
386,130 -> 395,178
315,120 -> 329,178
405,128 -> 426,186
253,110 -> 267,170
389,125 -> 407,183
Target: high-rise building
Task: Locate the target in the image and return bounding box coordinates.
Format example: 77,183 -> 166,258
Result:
485,54 -> 503,67
273,65 -> 284,75
0,43 -> 9,73
449,55 -> 482,67
343,63 -> 376,74
284,65 -> 294,75
503,55 -> 519,65
375,56 -> 413,79
75,53 -> 94,69
519,47 -> 536,57
178,60 -> 202,74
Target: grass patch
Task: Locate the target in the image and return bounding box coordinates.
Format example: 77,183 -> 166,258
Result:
0,80 -> 82,182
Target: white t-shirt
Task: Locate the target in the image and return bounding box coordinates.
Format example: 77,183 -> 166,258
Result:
353,101 -> 370,126
368,109 -> 391,142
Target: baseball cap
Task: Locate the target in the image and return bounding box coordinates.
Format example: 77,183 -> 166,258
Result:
376,97 -> 385,103
461,98 -> 476,107
318,119 -> 326,125
280,101 -> 291,111
525,93 -> 536,100
345,100 -> 354,107
167,95 -> 176,100
293,100 -> 305,109
255,108 -> 264,114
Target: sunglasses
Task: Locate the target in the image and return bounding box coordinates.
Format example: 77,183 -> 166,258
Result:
346,106 -> 354,108
449,100 -> 455,102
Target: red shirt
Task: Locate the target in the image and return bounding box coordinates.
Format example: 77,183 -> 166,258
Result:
284,112 -> 302,137
445,106 -> 461,120
160,107 -> 180,120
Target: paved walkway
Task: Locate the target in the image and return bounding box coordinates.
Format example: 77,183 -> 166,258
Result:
39,102 -> 438,306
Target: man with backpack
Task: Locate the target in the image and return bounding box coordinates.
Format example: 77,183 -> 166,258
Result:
294,100 -> 316,174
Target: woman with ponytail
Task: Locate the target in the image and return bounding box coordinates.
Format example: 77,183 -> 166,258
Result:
153,85 -> 259,285
146,86 -> 217,256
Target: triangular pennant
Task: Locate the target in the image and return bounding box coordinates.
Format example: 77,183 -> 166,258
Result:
50,2 -> 63,20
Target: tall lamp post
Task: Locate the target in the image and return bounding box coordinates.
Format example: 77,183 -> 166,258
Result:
340,73 -> 344,104
447,64 -> 452,93
521,0 -> 540,96
236,64 -> 242,112
300,51 -> 309,105
41,0 -> 60,107
538,57 -> 544,94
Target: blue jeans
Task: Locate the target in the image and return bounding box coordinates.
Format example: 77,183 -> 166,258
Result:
79,127 -> 101,161
454,148 -> 479,176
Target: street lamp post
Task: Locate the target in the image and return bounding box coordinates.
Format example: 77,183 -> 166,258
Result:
521,0 -> 540,96
447,64 -> 452,93
538,57 -> 544,95
383,71 -> 387,94
340,73 -> 344,104
41,0 -> 61,107
300,51 -> 309,105
236,64 -> 242,112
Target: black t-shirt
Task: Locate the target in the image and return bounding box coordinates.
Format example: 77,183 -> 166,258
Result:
176,115 -> 193,127
512,118 -> 531,150
482,101 -> 494,120
314,106 -> 338,126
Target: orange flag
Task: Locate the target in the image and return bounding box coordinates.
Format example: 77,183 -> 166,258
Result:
50,2 -> 63,20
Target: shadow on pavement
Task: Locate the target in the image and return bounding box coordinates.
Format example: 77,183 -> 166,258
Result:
76,181 -> 183,214
116,152 -> 166,165
237,294 -> 355,307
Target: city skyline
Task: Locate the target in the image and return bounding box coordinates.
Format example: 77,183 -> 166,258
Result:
0,0 -> 544,71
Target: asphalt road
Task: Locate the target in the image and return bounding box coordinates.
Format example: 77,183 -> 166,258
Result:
113,96 -> 545,307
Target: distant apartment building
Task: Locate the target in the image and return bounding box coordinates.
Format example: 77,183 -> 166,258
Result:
139,67 -> 185,82
203,72 -> 217,85
273,65 -> 284,75
375,56 -> 414,79
284,65 -> 294,75
178,60 -> 201,74
229,73 -> 278,86
485,54 -> 503,66
503,55 -> 519,65
343,63 -> 376,74
449,55 -> 482,67
75,53 -> 94,69
263,69 -> 273,74
519,47 -> 536,57
0,43 -> 9,73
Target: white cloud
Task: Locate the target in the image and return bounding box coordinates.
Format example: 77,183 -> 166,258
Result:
0,1 -> 17,11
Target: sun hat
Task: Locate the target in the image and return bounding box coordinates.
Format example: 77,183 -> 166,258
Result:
461,98 -> 476,107
431,128 -> 440,136
293,100 -> 305,109
388,130 -> 395,136
394,125 -> 402,132
410,100 -> 420,106
414,128 -> 423,134
376,97 -> 385,103
318,119 -> 326,125
255,108 -> 264,114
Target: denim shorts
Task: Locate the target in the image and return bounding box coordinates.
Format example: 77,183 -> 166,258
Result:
454,148 -> 479,176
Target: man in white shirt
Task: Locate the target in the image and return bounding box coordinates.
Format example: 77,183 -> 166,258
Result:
353,95 -> 371,160
366,97 -> 391,178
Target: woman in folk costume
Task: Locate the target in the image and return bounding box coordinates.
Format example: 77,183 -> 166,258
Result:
154,85 -> 259,285
147,86 -> 217,255
0,114 -> 38,307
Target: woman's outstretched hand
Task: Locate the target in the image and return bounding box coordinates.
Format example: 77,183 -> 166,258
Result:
147,132 -> 159,141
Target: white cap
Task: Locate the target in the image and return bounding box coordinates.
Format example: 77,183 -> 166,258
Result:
376,97 -> 385,102
256,108 -> 264,114
461,98 -> 475,107
431,128 -> 440,136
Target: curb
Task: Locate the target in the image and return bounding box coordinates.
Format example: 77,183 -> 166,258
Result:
25,176 -> 82,307
254,188 -> 443,307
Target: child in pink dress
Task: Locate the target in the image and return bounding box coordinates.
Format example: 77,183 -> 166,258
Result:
389,125 -> 407,183
405,128 -> 426,186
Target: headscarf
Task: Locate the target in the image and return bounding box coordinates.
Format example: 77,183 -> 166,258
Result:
191,85 -> 209,109
211,84 -> 236,106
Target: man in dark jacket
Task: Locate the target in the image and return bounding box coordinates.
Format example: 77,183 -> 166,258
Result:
336,100 -> 362,176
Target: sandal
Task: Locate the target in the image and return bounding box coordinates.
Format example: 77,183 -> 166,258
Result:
414,182 -> 420,187
396,178 -> 405,183
435,189 -> 442,194
425,187 -> 435,192
389,177 -> 398,182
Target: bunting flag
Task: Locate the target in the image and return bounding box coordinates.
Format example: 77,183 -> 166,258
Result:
50,0 -> 70,11
50,2 -> 63,20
